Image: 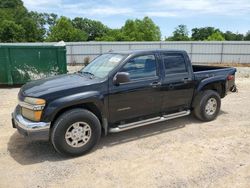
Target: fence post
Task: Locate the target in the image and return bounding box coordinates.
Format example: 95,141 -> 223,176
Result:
190,42 -> 193,61
70,44 -> 73,64
129,43 -> 131,50
220,42 -> 224,64
100,43 -> 103,54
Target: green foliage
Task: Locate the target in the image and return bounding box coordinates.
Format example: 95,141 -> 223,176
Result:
96,29 -> 129,41
43,13 -> 58,28
21,17 -> 45,42
29,12 -> 47,28
0,0 -> 46,42
207,31 -> 225,41
98,17 -> 161,41
191,27 -> 222,41
0,0 -> 26,24
0,20 -> 25,42
0,0 -> 249,42
244,31 -> 250,41
224,31 -> 244,41
122,17 -> 161,41
0,0 -> 23,8
166,25 -> 189,41
72,17 -> 109,41
46,17 -> 88,42
29,12 -> 58,40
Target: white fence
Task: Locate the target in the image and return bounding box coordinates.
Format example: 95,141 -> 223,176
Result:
1,41 -> 250,64
66,41 -> 250,64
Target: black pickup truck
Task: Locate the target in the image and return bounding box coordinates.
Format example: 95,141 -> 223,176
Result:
12,49 -> 237,156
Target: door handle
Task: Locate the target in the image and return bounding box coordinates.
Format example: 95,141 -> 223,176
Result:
182,78 -> 190,83
150,81 -> 161,88
168,84 -> 174,89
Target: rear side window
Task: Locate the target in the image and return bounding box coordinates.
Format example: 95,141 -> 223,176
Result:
162,53 -> 187,74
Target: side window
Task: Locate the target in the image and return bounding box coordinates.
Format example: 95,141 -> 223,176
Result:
162,53 -> 187,74
121,55 -> 157,80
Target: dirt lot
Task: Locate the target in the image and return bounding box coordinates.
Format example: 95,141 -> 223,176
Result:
0,71 -> 250,187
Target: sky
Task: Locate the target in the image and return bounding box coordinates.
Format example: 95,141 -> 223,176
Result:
22,0 -> 250,38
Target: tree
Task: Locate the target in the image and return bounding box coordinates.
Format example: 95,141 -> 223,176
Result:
0,0 -> 248,42
0,0 -> 23,8
72,17 -> 109,41
0,0 -> 28,24
43,13 -> 58,28
207,31 -> 225,41
166,24 -> 189,41
122,17 -> 161,41
244,31 -> 250,41
97,17 -> 161,41
96,29 -> 129,41
47,17 -> 88,42
122,19 -> 138,41
137,17 -> 161,41
224,31 -> 244,41
21,17 -> 45,42
191,27 -> 222,41
0,0 -> 46,42
29,12 -> 58,40
0,20 -> 25,42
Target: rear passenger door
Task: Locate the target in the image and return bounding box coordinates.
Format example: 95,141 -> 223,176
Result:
160,52 -> 195,113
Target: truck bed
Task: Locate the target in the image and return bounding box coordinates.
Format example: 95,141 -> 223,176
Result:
193,65 -> 237,95
193,65 -> 236,80
193,65 -> 229,72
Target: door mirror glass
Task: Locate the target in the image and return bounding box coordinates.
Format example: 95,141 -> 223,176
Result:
113,72 -> 130,85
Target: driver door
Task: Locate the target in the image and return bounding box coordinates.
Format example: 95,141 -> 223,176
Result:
108,54 -> 162,124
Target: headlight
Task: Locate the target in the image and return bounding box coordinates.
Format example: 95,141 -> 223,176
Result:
19,97 -> 46,121
24,97 -> 46,106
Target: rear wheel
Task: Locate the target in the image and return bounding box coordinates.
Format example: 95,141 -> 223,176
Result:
193,90 -> 221,121
51,108 -> 101,157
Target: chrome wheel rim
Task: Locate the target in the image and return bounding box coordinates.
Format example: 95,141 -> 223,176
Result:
205,97 -> 217,116
65,122 -> 92,148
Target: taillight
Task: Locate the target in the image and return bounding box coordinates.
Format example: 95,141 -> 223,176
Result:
227,75 -> 234,81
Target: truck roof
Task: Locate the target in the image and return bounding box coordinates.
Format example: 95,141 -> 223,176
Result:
107,49 -> 187,55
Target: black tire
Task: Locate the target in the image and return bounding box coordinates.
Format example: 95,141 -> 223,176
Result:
51,108 -> 101,157
193,90 -> 221,121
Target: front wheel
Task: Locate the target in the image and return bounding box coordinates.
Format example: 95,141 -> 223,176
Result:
51,108 -> 101,157
193,90 -> 221,121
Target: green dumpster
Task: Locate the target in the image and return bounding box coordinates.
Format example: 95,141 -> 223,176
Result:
0,45 -> 67,85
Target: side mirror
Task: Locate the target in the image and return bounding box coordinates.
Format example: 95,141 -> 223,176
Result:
113,72 -> 130,85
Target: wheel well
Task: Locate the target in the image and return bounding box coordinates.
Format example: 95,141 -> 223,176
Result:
192,82 -> 225,109
201,82 -> 225,98
51,103 -> 103,132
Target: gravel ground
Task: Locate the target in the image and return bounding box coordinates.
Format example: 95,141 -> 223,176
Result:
0,68 -> 250,187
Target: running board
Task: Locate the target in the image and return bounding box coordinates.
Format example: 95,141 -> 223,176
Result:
109,110 -> 190,133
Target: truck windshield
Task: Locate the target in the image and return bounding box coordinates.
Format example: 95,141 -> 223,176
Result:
80,53 -> 126,78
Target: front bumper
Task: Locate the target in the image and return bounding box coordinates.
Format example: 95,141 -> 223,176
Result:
12,107 -> 51,141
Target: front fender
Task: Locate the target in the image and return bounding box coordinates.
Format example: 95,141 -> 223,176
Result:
42,91 -> 105,122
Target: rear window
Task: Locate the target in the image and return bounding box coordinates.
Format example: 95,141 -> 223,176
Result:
162,54 -> 187,74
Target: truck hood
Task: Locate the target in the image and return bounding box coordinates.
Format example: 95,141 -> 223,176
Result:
21,73 -> 102,97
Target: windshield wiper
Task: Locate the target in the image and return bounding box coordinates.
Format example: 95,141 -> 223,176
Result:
78,71 -> 95,79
